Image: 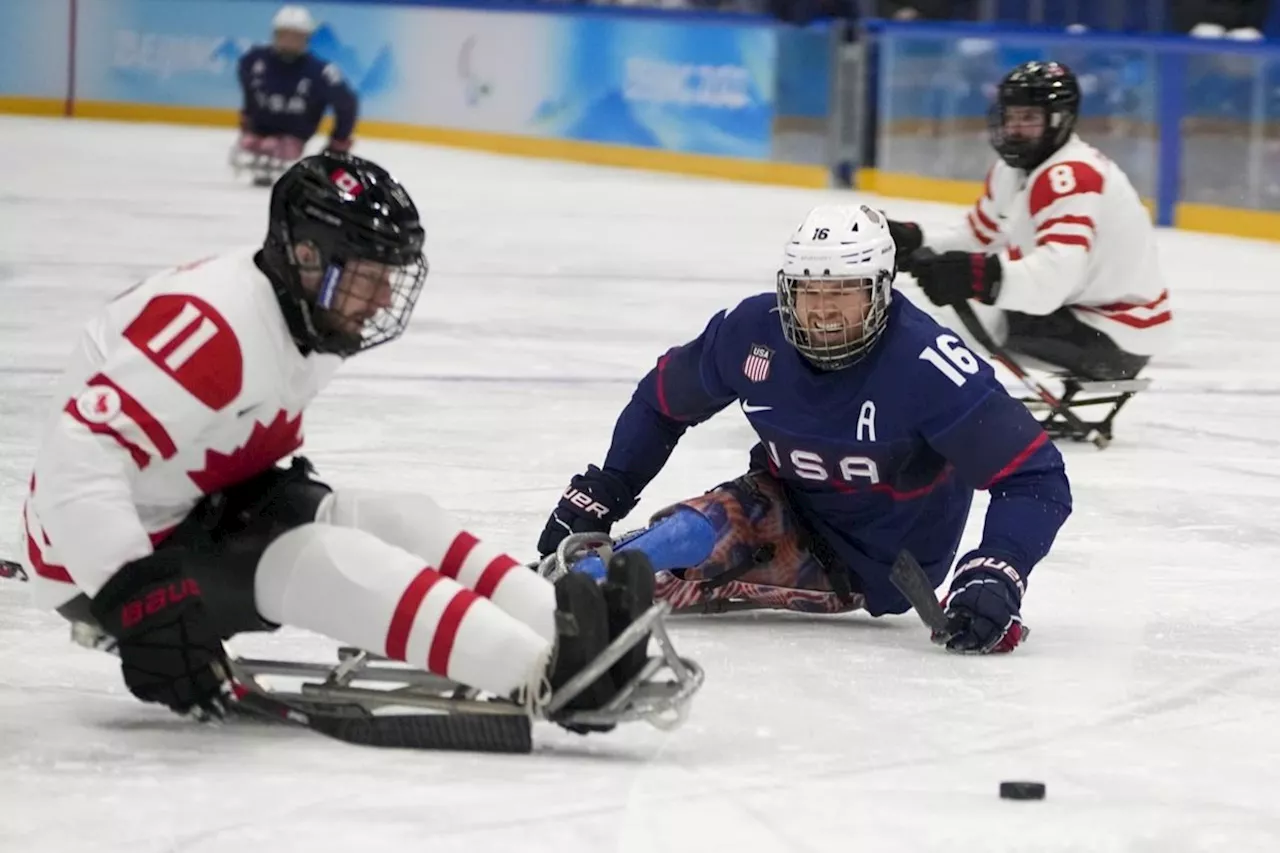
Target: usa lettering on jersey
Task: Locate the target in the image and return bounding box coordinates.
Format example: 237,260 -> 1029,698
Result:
765,441 -> 880,485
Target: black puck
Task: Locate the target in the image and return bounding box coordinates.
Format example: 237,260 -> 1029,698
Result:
999,781 -> 1046,800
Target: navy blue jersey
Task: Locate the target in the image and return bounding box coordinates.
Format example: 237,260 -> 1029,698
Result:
238,46 -> 358,142
601,292 -> 1072,615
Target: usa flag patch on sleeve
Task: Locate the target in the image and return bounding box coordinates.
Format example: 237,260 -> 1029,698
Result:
743,344 -> 774,382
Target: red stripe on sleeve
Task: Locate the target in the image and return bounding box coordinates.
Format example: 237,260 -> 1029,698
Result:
87,374 -> 177,459
973,204 -> 999,234
1036,214 -> 1095,233
967,213 -> 993,245
982,432 -> 1050,489
63,399 -> 152,469
1036,234 -> 1092,251
655,352 -> 673,417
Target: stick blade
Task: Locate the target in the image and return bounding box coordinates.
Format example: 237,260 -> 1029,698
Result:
313,712 -> 533,754
233,687 -> 533,754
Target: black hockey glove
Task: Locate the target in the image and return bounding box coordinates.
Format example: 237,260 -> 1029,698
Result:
538,464 -> 638,557
886,219 -> 923,271
910,248 -> 1002,307
934,554 -> 1026,654
89,550 -> 231,720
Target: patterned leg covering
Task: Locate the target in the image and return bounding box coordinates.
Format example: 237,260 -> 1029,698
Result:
650,473 -> 864,615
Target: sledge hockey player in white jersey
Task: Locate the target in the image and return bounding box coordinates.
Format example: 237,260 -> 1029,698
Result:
887,61 -> 1172,443
19,152 -> 696,745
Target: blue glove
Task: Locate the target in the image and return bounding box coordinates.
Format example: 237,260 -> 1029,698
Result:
538,465 -> 637,557
935,554 -> 1026,654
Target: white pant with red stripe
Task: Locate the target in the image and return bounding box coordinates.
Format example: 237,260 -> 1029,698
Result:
254,489 -> 558,700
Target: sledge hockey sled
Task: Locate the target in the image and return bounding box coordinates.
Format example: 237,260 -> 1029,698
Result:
950,302 -> 1150,449
1017,375 -> 1151,447
66,600 -> 703,754
228,144 -> 291,188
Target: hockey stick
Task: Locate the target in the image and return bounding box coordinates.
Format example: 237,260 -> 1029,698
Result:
230,682 -> 533,754
950,302 -> 1108,449
0,574 -> 536,754
889,550 -> 949,636
889,550 -> 1031,649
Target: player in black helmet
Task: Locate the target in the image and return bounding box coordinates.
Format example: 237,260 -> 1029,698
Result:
257,152 -> 428,356
19,151 -> 697,743
987,60 -> 1081,172
885,60 -> 1171,444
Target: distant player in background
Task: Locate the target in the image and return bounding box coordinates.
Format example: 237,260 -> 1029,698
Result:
885,60 -> 1171,443
232,5 -> 359,187
538,204 -> 1073,655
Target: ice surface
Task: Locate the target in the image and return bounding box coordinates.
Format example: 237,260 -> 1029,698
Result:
2,115 -> 1279,852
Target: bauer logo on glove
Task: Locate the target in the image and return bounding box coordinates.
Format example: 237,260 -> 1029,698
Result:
935,554 -> 1027,654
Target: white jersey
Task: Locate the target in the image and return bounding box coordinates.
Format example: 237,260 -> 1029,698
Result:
924,134 -> 1173,356
21,248 -> 343,610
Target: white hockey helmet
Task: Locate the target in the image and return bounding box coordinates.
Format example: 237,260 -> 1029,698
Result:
273,5 -> 316,35
776,204 -> 897,370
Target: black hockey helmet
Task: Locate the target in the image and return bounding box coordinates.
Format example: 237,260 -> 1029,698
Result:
988,60 -> 1081,171
259,152 -> 427,357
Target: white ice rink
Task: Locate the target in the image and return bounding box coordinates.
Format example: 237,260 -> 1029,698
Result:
2,115 -> 1279,852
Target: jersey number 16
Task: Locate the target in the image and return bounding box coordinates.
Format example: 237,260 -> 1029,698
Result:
918,333 -> 981,387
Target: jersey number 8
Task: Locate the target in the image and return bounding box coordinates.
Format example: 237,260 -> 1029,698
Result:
1048,164 -> 1077,195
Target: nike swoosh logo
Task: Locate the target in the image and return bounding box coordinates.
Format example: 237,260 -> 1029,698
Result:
740,401 -> 772,414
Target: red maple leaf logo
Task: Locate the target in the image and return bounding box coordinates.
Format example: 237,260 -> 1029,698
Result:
187,409 -> 304,495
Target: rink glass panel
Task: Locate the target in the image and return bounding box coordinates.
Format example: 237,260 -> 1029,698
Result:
1180,53 -> 1280,211
876,33 -> 1158,200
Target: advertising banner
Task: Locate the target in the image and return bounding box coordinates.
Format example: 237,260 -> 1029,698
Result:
0,0 -> 71,99
68,0 -> 777,158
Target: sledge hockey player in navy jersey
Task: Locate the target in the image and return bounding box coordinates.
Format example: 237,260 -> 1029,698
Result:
19,151 -> 695,739
538,204 -> 1072,654
232,5 -> 359,187
886,61 -> 1171,442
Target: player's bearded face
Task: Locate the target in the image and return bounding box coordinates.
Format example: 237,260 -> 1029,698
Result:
273,30 -> 309,60
329,259 -> 396,335
1002,105 -> 1045,143
295,246 -> 396,338
793,279 -> 871,347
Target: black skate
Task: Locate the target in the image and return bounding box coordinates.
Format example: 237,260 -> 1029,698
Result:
545,554 -> 659,735
601,551 -> 656,689
546,571 -> 617,733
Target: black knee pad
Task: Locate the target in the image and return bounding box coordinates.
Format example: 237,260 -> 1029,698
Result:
161,456 -> 335,638
186,456 -> 331,541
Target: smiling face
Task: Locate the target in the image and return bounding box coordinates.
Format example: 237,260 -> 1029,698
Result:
792,278 -> 873,348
